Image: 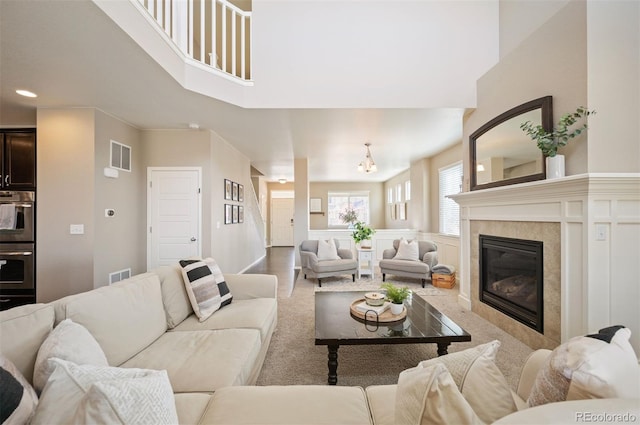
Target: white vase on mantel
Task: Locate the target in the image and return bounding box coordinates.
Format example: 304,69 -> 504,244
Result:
546,154 -> 565,179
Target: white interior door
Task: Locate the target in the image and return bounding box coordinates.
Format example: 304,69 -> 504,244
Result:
271,198 -> 294,246
147,168 -> 201,269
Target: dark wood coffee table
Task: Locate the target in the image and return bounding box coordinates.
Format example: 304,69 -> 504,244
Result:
314,291 -> 471,385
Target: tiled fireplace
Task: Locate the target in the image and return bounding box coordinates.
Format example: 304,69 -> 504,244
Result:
451,174 -> 640,352
471,221 -> 560,349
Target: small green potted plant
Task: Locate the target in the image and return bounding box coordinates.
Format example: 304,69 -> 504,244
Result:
352,221 -> 375,248
380,282 -> 410,315
520,106 -> 595,179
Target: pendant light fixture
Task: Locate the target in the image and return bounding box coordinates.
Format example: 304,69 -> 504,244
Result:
358,143 -> 377,173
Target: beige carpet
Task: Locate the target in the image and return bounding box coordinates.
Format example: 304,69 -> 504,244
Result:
256,270 -> 534,389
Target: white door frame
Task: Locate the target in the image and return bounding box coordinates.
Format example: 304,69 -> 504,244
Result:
146,167 -> 202,270
270,191 -> 295,246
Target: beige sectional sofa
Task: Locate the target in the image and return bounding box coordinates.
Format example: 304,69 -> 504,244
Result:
0,263 -> 278,422
1,262 -> 638,424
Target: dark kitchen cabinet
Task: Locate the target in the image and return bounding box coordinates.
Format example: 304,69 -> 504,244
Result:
0,130 -> 36,189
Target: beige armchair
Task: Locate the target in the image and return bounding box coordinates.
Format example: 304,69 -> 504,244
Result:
299,239 -> 357,287
379,239 -> 438,287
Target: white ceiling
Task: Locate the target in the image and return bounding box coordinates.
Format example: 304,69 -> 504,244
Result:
0,0 -> 498,182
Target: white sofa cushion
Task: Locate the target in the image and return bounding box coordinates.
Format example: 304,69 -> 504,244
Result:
154,263 -> 194,328
172,298 -> 277,343
528,325 -> 640,406
33,319 -> 108,392
174,393 -> 213,425
120,329 -> 261,393
365,385 -> 396,425
0,355 -> 38,425
418,340 -> 517,423
31,358 -> 177,425
201,385 -> 372,425
396,363 -> 484,425
52,273 -> 167,366
0,304 -> 54,384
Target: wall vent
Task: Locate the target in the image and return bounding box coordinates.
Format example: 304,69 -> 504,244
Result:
109,268 -> 132,285
110,140 -> 131,172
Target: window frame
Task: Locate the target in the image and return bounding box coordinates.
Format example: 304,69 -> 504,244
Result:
327,191 -> 371,227
438,161 -> 463,236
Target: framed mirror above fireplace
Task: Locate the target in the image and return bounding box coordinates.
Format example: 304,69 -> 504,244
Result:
470,96 -> 553,191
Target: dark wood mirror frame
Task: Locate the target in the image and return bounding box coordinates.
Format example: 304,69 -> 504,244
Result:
470,96 -> 553,191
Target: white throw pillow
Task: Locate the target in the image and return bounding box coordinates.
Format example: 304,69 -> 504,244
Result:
418,340 -> 516,424
317,238 -> 340,261
0,355 -> 38,425
31,358 -> 178,425
394,238 -> 420,261
395,363 -> 484,425
528,325 -> 640,407
33,318 -> 108,392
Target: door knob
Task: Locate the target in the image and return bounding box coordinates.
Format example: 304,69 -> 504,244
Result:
190,237 -> 197,242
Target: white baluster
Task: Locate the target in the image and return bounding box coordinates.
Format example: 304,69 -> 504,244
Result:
241,15 -> 246,79
231,10 -> 236,76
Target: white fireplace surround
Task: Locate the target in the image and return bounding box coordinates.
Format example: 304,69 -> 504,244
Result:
451,173 -> 640,354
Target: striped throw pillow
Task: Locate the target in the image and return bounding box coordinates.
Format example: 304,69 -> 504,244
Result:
179,258 -> 232,321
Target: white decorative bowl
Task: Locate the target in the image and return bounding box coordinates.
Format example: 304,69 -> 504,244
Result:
364,292 -> 386,306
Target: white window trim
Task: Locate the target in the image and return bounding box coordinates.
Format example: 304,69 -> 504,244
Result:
327,191 -> 371,227
439,161 -> 462,236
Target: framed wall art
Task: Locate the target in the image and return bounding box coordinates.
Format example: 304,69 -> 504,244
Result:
232,205 -> 239,223
224,179 -> 232,200
398,202 -> 406,220
239,206 -> 244,223
232,182 -> 239,201
225,204 -> 232,224
310,198 -> 322,213
238,184 -> 244,202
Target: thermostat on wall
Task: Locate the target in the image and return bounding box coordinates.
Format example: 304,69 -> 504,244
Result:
104,167 -> 119,178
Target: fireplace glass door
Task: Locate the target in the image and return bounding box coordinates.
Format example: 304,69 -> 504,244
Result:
479,235 -> 543,332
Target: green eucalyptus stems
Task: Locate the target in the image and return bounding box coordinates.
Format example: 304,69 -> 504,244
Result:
521,107 -> 596,157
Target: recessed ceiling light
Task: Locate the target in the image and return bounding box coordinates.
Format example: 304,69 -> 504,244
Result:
16,89 -> 37,98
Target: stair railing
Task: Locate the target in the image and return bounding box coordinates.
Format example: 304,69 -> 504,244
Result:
136,0 -> 251,81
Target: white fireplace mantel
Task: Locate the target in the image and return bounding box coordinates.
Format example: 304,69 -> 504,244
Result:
450,173 -> 640,352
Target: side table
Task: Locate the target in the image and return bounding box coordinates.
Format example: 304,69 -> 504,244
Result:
356,248 -> 375,279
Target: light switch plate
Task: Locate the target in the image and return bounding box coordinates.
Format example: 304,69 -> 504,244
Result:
70,224 -> 84,235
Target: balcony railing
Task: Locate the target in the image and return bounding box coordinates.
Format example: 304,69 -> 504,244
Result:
137,0 -> 251,81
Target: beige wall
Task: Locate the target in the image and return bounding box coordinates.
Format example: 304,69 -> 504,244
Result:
36,108 -> 146,302
465,0 -> 588,190
140,129 -> 213,259
586,0 -> 639,172
93,110 -> 144,287
308,181 -> 385,230
141,129 -> 265,273
499,0 -> 570,59
36,109 -> 97,302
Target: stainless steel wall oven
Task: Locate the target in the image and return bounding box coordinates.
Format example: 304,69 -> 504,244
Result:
0,191 -> 35,310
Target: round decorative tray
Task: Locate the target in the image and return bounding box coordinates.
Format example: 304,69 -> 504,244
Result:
349,298 -> 407,324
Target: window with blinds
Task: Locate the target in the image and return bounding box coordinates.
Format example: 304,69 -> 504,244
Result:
439,162 -> 463,236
